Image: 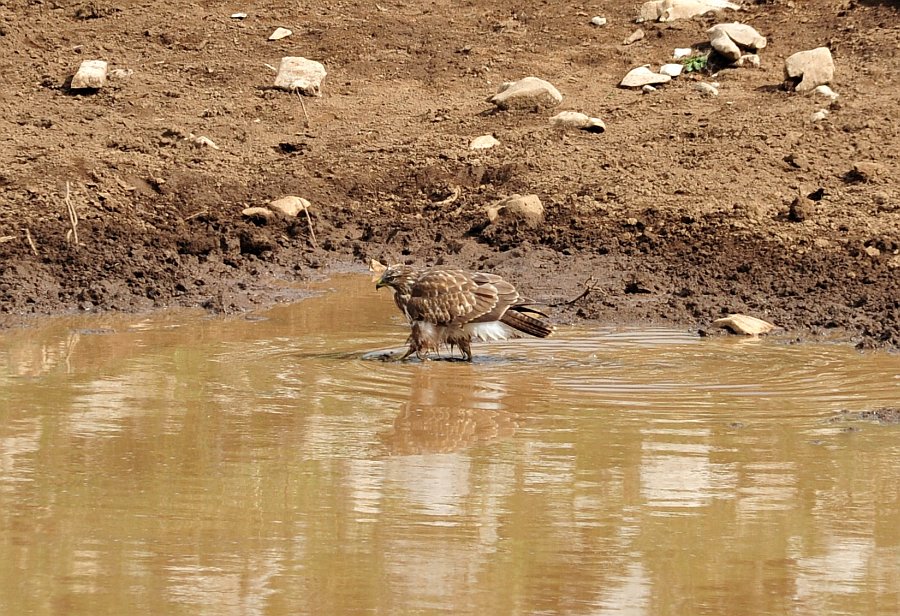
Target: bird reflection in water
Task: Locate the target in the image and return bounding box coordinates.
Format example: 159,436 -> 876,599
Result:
378,365 -> 520,455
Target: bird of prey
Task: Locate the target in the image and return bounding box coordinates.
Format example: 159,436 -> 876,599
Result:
374,263 -> 553,361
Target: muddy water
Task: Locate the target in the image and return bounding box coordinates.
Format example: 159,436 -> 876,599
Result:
1,275 -> 898,616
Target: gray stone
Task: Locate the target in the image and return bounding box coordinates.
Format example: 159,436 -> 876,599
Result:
274,56 -> 326,95
590,16 -> 607,27
268,196 -> 310,217
784,47 -> 834,92
624,29 -> 645,45
660,63 -> 683,77
694,82 -> 719,96
620,65 -> 671,88
489,77 -> 562,110
549,111 -> 606,133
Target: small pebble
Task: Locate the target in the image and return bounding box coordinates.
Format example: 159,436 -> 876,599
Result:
695,82 -> 718,96
590,16 -> 607,27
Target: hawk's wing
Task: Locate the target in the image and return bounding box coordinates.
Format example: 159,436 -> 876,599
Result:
404,269 -> 520,325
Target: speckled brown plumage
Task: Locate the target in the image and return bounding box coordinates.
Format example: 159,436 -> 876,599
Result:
376,265 -> 553,360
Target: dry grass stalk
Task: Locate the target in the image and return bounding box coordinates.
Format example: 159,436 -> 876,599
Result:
24,228 -> 38,256
303,206 -> 318,249
295,89 -> 310,127
64,181 -> 80,246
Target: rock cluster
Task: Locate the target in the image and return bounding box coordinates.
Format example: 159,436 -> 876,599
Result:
707,23 -> 766,63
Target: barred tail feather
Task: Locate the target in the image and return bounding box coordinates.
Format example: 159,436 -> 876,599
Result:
500,309 -> 554,338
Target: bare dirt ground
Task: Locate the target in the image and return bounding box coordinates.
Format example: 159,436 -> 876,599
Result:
0,0 -> 897,348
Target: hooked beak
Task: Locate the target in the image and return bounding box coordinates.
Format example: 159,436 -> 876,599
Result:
375,278 -> 387,289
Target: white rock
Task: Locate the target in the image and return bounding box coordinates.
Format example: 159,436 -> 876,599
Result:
735,53 -> 761,68
708,28 -> 741,62
624,29 -> 645,45
489,77 -> 562,110
274,56 -> 326,96
191,135 -> 220,149
712,314 -> 776,336
810,109 -> 829,122
230,12 -> 248,19
660,63 -> 683,77
642,85 -> 657,94
710,22 -> 767,50
695,82 -> 719,96
707,23 -> 766,63
268,27 -> 292,41
813,84 -> 839,102
638,0 -> 739,23
674,47 -> 693,59
590,16 -> 607,27
268,196 -> 310,217
469,134 -> 500,150
549,111 -> 606,133
620,65 -> 672,88
784,47 -> 834,93
70,60 -> 108,89
486,194 -> 544,228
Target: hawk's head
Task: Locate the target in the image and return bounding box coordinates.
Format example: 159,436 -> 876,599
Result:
375,264 -> 417,292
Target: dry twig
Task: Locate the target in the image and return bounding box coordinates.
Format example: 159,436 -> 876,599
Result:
554,276 -> 603,307
295,89 -> 311,127
24,228 -> 38,256
303,206 -> 318,249
64,181 -> 79,246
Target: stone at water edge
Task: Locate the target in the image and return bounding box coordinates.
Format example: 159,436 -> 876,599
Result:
549,111 -> 606,133
71,60 -> 108,89
268,196 -> 310,217
485,194 -> 544,228
489,77 -> 562,110
784,47 -> 835,93
620,66 -> 672,88
369,259 -> 387,282
712,314 -> 777,336
470,134 -> 500,150
274,56 -> 326,95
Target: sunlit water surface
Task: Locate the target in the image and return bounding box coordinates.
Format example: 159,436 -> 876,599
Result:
1,275 -> 898,615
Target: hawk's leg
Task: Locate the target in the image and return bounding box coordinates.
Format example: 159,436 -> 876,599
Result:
458,338 -> 473,362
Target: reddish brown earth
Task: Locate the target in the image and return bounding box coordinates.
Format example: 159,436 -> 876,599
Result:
0,0 -> 898,348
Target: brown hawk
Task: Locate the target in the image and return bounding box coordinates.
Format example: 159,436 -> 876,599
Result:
374,264 -> 554,361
